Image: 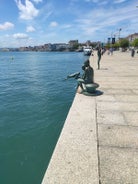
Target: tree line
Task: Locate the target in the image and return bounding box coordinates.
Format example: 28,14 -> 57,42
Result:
105,38 -> 138,50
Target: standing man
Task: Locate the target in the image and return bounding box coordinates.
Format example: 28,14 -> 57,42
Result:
131,47 -> 135,57
97,47 -> 102,69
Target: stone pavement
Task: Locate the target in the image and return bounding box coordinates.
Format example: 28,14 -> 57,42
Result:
91,51 -> 138,184
42,51 -> 138,184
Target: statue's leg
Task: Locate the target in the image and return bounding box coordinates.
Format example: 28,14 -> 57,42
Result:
77,78 -> 85,90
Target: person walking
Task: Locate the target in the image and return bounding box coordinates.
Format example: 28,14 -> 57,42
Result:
131,48 -> 135,57
97,47 -> 102,69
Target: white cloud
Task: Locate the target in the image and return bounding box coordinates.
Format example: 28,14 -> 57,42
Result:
84,0 -> 100,3
75,2 -> 138,39
32,0 -> 43,3
0,22 -> 14,30
49,21 -> 58,27
61,24 -> 72,29
26,26 -> 36,32
114,0 -> 127,4
13,33 -> 29,39
15,0 -> 39,20
84,0 -> 91,2
5,34 -> 10,37
39,2 -> 54,22
84,0 -> 109,5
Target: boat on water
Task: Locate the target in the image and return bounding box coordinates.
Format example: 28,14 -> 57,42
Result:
83,46 -> 92,56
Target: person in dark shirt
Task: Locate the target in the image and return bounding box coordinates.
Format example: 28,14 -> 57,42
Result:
97,47 -> 102,69
131,48 -> 135,57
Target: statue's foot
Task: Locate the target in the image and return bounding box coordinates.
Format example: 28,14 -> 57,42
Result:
77,87 -> 83,94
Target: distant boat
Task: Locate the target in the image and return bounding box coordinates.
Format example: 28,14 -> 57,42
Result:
83,46 -> 92,56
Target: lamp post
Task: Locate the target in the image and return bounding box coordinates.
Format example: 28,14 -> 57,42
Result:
118,28 -> 122,40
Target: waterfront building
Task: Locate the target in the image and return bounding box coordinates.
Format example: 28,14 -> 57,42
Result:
126,33 -> 138,43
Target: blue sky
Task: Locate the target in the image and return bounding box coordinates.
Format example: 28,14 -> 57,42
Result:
0,0 -> 138,47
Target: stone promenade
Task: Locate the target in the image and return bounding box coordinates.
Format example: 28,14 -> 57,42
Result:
42,50 -> 138,184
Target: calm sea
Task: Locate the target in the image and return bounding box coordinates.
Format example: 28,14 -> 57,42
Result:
0,51 -> 88,184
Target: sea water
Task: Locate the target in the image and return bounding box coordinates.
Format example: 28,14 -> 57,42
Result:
0,51 -> 88,184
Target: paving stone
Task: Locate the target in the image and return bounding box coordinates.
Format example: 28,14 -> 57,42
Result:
123,112 -> 138,126
97,101 -> 138,112
132,89 -> 138,94
104,89 -> 133,95
96,95 -> 116,102
99,147 -> 138,184
98,124 -> 138,148
97,111 -> 126,125
115,95 -> 138,102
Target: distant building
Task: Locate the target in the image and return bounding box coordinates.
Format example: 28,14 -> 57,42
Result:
85,40 -> 91,46
1,48 -> 10,52
126,33 -> 138,42
53,43 -> 69,51
68,40 -> 78,47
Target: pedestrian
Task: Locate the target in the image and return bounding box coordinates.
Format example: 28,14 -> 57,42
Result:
97,47 -> 102,69
101,47 -> 105,55
131,48 -> 135,57
110,47 -> 113,55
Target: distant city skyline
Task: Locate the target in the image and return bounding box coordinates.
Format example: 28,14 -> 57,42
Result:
0,0 -> 138,48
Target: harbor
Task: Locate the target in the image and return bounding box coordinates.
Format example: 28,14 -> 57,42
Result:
42,50 -> 138,184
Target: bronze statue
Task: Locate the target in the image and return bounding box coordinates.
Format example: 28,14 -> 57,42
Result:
66,59 -> 101,96
77,59 -> 94,89
77,59 -> 99,95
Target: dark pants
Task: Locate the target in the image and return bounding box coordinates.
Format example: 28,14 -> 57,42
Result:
131,50 -> 135,57
97,56 -> 101,69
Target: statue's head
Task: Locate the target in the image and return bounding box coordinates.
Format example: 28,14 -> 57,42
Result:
84,59 -> 89,67
82,65 -> 85,70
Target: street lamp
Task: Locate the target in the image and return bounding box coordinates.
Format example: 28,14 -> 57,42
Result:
118,28 -> 122,40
